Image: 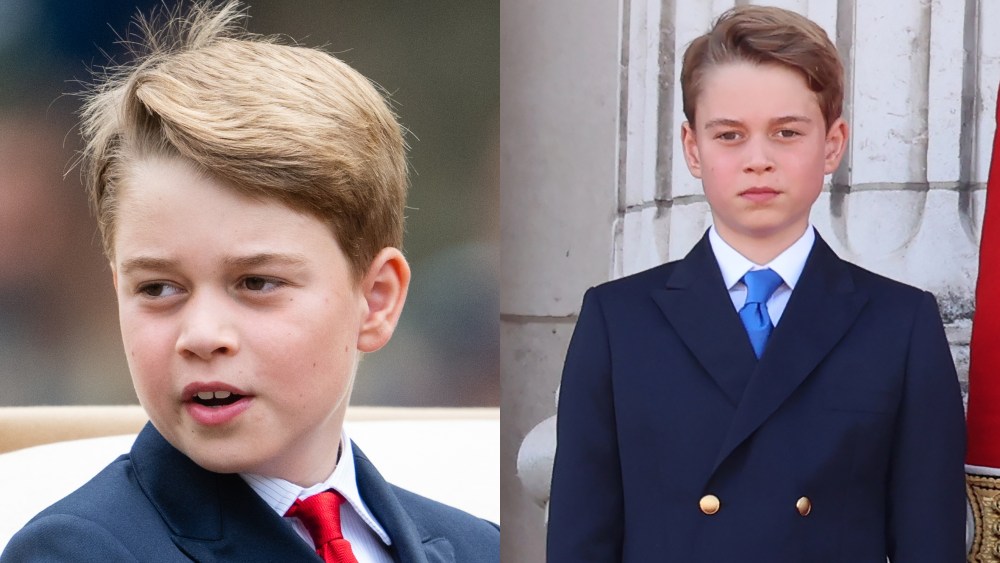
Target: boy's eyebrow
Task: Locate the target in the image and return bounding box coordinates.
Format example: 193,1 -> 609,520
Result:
119,253 -> 309,275
119,256 -> 176,276
701,115 -> 813,129
223,252 -> 309,268
771,115 -> 813,126
702,118 -> 744,129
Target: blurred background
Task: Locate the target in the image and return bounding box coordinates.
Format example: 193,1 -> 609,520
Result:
0,0 -> 498,407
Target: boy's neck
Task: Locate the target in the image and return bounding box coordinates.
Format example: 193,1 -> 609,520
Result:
714,223 -> 810,265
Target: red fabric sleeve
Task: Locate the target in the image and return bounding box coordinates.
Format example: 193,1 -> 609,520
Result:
966,82 -> 1000,467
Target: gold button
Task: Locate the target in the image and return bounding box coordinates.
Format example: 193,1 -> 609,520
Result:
796,496 -> 812,516
699,494 -> 720,515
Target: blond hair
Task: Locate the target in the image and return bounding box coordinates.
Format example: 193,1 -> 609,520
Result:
80,0 -> 407,279
681,5 -> 844,130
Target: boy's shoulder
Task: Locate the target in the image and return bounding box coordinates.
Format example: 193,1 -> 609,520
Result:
352,446 -> 499,558
387,483 -> 500,555
839,258 -> 928,296
586,232 -> 935,310
1,451 -> 180,562
820,240 -> 937,310
587,258 -> 687,304
583,233 -> 712,308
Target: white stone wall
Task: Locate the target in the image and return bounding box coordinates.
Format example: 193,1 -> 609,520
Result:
501,0 -> 1000,561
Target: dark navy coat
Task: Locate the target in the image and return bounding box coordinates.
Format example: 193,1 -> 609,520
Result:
547,231 -> 966,562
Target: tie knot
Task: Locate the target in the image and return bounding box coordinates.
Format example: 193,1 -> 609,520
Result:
743,268 -> 783,305
287,490 -> 346,546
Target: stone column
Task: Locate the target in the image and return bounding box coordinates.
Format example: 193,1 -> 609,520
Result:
501,0 -> 622,561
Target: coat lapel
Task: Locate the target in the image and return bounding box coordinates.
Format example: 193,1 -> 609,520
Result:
132,425 -> 457,563
353,444 -> 456,563
651,232 -> 759,405
131,424 -> 322,563
707,234 -> 869,478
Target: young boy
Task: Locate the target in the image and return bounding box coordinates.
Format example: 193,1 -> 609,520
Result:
547,6 -> 966,562
1,2 -> 499,562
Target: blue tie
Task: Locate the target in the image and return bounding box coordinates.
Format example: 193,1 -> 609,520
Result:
739,268 -> 783,358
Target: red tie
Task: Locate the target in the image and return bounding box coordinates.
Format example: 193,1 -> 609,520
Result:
286,490 -> 360,563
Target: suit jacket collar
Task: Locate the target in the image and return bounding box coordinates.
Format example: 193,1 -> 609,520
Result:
130,424 -> 456,563
652,230 -> 869,479
651,231 -> 759,405
354,447 -> 457,563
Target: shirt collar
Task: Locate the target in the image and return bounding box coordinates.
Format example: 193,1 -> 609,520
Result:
240,428 -> 392,545
708,225 -> 814,290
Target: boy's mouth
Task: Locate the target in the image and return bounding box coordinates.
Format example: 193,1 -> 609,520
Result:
183,382 -> 251,407
192,390 -> 244,407
182,382 -> 253,425
740,186 -> 780,203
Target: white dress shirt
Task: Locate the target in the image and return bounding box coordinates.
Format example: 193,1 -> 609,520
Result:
241,430 -> 394,563
708,225 -> 815,325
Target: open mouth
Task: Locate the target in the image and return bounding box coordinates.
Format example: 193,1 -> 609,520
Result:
192,390 -> 244,407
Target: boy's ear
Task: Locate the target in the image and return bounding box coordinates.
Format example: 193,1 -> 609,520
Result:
111,264 -> 118,291
823,117 -> 849,174
680,121 -> 703,179
357,247 -> 410,353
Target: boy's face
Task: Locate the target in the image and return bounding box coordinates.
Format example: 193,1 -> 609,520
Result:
681,62 -> 847,251
111,156 -> 408,486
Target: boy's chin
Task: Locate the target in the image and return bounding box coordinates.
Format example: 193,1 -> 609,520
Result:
185,450 -> 255,475
158,422 -> 343,483
157,425 -> 267,475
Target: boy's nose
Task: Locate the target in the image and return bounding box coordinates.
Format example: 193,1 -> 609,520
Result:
743,139 -> 775,174
175,294 -> 240,360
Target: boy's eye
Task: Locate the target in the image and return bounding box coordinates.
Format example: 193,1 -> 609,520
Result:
716,131 -> 741,141
241,276 -> 282,292
137,282 -> 181,298
775,129 -> 801,138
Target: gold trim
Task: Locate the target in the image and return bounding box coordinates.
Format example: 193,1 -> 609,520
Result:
968,473 -> 1000,562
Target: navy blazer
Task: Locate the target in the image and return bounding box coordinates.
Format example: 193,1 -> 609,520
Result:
547,231 -> 966,562
2,423 -> 499,562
